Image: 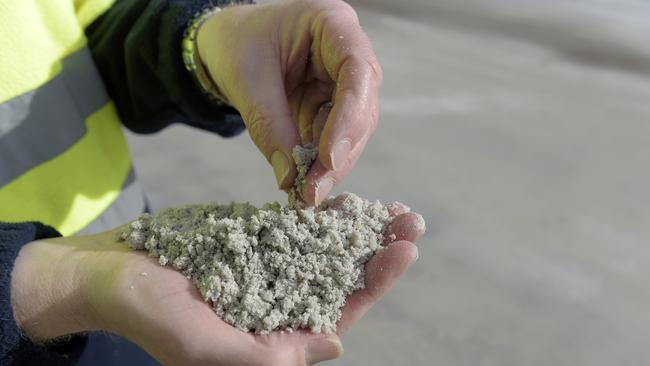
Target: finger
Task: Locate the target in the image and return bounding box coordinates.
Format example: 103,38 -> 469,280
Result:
233,57 -> 301,190
304,335 -> 343,365
311,101 -> 332,144
384,212 -> 426,244
287,85 -> 309,142
301,133 -> 370,206
294,83 -> 333,144
336,240 -> 418,334
252,330 -> 343,366
387,202 -> 411,217
319,56 -> 381,171
310,4 -> 383,171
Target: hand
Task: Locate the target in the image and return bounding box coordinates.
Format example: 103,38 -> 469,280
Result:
10,206 -> 424,365
197,0 -> 383,205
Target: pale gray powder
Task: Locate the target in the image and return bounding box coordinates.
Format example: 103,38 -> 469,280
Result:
116,143 -> 405,334
116,193 -> 393,334
287,143 -> 318,207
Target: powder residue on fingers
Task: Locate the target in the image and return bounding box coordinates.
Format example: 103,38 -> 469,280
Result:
116,192 -> 396,334
288,143 -> 318,208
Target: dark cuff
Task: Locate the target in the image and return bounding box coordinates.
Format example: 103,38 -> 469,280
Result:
86,0 -> 253,137
0,222 -> 87,365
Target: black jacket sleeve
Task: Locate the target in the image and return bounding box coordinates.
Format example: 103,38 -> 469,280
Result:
0,222 -> 87,366
85,0 -> 252,137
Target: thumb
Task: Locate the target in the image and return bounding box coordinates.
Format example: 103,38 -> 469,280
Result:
304,334 -> 344,365
234,59 -> 301,190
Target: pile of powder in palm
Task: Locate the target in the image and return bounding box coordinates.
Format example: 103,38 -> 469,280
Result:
116,192 -> 395,334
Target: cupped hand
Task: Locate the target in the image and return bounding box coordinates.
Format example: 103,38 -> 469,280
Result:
98,204 -> 423,365
11,205 -> 424,366
197,0 -> 382,205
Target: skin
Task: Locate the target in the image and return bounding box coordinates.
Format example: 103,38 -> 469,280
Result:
11,204 -> 425,366
10,1 -> 413,364
197,0 -> 383,205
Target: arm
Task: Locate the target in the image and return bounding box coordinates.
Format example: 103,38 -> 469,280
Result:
85,0 -> 252,136
0,223 -> 86,365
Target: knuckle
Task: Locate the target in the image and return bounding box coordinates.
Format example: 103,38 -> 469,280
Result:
310,0 -> 358,23
366,57 -> 384,84
348,55 -> 383,87
334,0 -> 358,21
326,174 -> 340,186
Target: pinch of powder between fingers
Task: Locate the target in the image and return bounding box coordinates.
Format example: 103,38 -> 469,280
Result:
288,143 -> 318,208
116,192 -> 397,334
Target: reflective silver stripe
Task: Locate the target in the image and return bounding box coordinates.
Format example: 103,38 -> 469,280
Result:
76,168 -> 146,235
0,47 -> 110,186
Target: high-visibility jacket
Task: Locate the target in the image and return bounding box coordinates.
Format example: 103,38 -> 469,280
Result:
0,0 -> 144,236
0,1 -> 246,363
0,0 -> 246,236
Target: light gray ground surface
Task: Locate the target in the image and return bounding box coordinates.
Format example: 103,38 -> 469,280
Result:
125,1 -> 650,365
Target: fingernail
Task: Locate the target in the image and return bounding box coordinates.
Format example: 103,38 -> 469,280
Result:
328,139 -> 352,171
411,248 -> 420,264
387,201 -> 411,216
414,213 -> 426,233
305,338 -> 343,365
271,150 -> 290,188
314,178 -> 334,206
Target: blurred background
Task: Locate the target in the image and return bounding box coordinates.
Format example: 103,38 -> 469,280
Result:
126,1 -> 650,365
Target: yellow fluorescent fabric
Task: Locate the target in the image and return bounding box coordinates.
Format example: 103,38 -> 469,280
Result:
0,103 -> 131,236
0,0 -> 115,103
75,0 -> 116,29
1,0 -> 132,235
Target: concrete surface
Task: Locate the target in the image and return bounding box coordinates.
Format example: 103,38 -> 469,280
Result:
126,1 -> 650,365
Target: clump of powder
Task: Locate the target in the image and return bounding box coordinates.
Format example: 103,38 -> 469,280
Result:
116,192 -> 394,334
287,143 -> 318,207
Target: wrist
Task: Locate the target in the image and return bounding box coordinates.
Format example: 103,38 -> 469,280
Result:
184,6 -> 231,106
10,238 -> 97,341
195,4 -> 253,107
195,6 -> 226,68
9,230 -> 138,341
